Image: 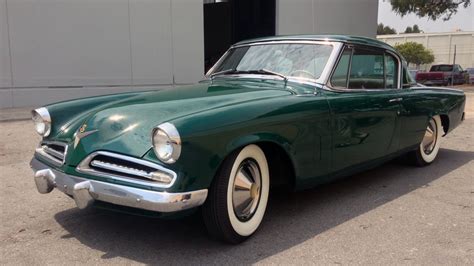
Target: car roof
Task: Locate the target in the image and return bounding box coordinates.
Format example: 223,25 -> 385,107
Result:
234,34 -> 396,52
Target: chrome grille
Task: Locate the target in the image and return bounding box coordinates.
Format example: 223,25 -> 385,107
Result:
35,141 -> 68,166
76,151 -> 177,188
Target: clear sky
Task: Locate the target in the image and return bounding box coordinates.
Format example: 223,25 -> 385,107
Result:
378,0 -> 474,33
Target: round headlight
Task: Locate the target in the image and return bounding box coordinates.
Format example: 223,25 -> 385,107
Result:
152,122 -> 181,164
31,107 -> 51,137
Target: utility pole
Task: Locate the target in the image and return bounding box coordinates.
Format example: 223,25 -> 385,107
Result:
451,44 -> 456,86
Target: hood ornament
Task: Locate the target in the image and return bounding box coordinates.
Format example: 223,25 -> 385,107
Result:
74,124 -> 98,148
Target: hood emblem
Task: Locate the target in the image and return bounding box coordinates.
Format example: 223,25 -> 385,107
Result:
74,124 -> 98,148
79,124 -> 87,133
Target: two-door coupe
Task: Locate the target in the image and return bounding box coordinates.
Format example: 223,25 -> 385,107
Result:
30,35 -> 466,243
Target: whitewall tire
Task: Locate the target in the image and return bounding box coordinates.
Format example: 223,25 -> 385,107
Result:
202,144 -> 270,243
409,115 -> 443,166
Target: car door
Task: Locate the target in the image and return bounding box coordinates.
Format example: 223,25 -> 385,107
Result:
323,45 -> 401,173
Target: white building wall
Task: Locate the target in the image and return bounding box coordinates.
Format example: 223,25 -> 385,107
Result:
277,0 -> 378,37
0,0 -> 204,108
377,32 -> 474,70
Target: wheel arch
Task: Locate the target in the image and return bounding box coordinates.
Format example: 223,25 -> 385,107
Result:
221,134 -> 297,190
439,113 -> 450,135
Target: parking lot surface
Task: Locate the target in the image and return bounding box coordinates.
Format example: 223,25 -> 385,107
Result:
1,92 -> 473,265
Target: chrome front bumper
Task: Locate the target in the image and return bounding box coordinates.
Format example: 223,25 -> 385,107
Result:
30,158 -> 208,212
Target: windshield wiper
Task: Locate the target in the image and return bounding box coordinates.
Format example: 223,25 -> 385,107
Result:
255,69 -> 287,82
242,69 -> 288,86
209,68 -> 288,86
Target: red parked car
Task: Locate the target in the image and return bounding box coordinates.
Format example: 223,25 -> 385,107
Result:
416,64 -> 466,86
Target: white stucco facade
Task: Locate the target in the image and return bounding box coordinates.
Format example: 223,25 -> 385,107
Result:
377,31 -> 474,70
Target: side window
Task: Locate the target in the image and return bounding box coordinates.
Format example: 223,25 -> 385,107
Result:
348,48 -> 384,89
385,53 -> 399,89
330,48 -> 352,88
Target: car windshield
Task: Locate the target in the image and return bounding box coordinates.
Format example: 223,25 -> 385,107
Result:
468,69 -> 474,74
210,43 -> 334,81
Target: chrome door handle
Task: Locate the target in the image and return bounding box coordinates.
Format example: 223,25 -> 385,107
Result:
388,97 -> 403,103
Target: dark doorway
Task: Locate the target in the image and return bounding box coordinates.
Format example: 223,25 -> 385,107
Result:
204,0 -> 276,72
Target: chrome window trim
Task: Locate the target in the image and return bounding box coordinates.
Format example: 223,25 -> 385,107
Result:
205,40 -> 344,87
76,151 -> 178,189
231,40 -> 338,48
384,49 -> 403,89
324,44 -> 403,93
35,141 -> 68,167
205,50 -> 230,76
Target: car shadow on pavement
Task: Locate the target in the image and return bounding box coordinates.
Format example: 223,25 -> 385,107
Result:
54,148 -> 473,264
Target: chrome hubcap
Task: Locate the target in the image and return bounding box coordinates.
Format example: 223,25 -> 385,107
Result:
421,118 -> 437,155
232,159 -> 261,222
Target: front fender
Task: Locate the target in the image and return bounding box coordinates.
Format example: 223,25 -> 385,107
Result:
140,95 -> 330,193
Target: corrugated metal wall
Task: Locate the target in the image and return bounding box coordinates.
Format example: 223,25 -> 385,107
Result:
0,0 -> 204,108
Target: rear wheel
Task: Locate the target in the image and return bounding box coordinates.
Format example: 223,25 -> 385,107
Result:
408,115 -> 442,166
202,144 -> 270,244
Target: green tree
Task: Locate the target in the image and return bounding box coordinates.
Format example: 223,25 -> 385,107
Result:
404,24 -> 422,33
390,0 -> 471,21
377,23 -> 397,35
394,42 -> 435,67
412,24 -> 422,33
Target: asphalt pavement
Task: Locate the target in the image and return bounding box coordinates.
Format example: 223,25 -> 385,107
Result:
0,94 -> 473,265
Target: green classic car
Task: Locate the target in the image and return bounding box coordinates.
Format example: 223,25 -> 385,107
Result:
31,35 -> 466,243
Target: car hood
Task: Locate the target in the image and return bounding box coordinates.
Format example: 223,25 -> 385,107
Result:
55,78 -> 298,162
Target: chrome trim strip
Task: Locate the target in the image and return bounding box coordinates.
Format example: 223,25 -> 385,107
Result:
32,107 -> 51,123
384,49 -> 403,89
42,146 -> 65,160
31,158 -> 207,213
89,160 -> 172,183
210,74 -> 322,88
318,42 -> 344,85
76,151 -> 177,189
35,141 -> 68,167
231,40 -> 338,48
205,50 -> 230,76
388,97 -> 403,103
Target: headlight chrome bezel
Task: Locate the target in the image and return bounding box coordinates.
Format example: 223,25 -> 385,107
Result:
152,122 -> 181,164
31,107 -> 52,137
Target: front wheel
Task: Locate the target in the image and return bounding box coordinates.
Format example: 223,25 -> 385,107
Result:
202,144 -> 270,244
408,115 -> 443,166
